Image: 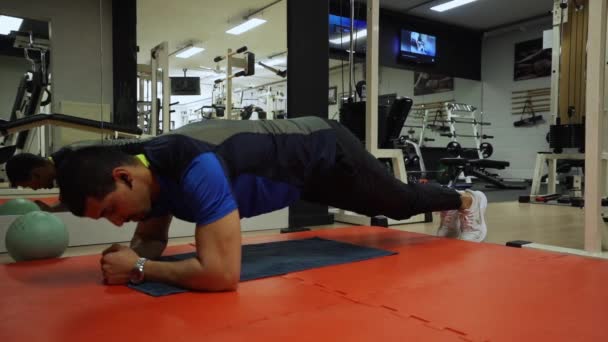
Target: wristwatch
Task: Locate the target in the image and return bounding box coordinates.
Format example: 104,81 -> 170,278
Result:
130,257 -> 148,284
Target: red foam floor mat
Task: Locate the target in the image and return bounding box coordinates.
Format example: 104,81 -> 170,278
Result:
1,226 -> 607,342
0,196 -> 59,206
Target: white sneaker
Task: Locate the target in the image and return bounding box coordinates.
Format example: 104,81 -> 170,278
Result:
459,190 -> 488,242
436,210 -> 461,238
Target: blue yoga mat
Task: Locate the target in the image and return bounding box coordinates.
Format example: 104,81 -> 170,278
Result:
129,237 -> 397,296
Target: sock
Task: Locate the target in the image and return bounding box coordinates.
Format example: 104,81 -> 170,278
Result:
459,190 -> 475,212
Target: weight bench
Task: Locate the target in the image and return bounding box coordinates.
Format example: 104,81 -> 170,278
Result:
440,157 -> 527,190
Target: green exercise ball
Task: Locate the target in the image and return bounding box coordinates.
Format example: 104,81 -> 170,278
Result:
5,211 -> 69,262
0,198 -> 41,216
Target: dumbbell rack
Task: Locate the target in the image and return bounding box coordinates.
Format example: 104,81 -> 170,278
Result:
400,105 -> 438,177
405,106 -> 434,146
443,102 -> 490,159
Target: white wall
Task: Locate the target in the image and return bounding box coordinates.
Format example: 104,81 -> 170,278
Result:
0,56 -> 29,119
481,23 -> 552,180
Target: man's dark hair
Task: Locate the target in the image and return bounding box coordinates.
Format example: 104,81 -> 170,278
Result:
5,153 -> 49,185
57,147 -> 139,216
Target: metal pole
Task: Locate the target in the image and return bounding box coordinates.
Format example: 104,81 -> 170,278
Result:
349,0 -> 355,99
226,48 -> 233,119
550,0 -> 564,123
584,0 -> 607,253
160,42 -> 171,133
150,47 -> 159,135
365,0 -> 379,153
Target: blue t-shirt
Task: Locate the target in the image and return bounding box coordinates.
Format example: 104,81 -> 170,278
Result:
148,153 -> 301,225
138,117 -> 336,225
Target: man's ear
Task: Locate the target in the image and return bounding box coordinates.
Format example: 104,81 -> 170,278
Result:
30,170 -> 41,180
111,168 -> 133,188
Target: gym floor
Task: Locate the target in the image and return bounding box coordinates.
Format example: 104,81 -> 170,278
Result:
2,210 -> 606,342
0,199 -> 590,264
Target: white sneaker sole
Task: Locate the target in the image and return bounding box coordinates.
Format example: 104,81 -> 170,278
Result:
474,191 -> 488,242
436,211 -> 461,238
437,228 -> 461,239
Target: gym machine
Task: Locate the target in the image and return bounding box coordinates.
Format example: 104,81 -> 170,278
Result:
521,0 -> 608,206
507,0 -> 608,257
333,0 -> 429,227
403,102 -> 494,160
10,31 -> 51,118
213,46 -> 256,120
0,38 -> 150,181
402,100 -> 519,188
440,102 -> 527,189
3,31 -> 52,155
150,42 -> 171,135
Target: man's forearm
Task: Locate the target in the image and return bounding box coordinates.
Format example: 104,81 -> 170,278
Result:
129,215 -> 172,259
144,258 -> 238,292
130,236 -> 167,260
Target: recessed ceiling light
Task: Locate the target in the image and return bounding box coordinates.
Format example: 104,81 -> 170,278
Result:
0,15 -> 23,35
431,0 -> 479,12
175,46 -> 205,59
226,18 -> 267,35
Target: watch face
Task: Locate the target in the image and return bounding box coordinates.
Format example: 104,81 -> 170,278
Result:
130,259 -> 146,284
130,268 -> 144,284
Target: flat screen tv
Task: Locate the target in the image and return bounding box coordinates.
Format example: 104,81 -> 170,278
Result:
328,14 -> 367,54
399,29 -> 437,64
170,77 -> 201,96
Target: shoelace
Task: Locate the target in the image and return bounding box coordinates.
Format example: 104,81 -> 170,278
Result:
460,209 -> 476,232
441,211 -> 457,228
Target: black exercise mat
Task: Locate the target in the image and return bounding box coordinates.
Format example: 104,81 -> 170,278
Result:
129,237 -> 397,296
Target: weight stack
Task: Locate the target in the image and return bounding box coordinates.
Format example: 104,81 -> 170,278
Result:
549,124 -> 585,152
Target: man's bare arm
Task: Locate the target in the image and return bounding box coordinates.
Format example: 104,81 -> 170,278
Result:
129,215 -> 172,259
142,209 -> 242,291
